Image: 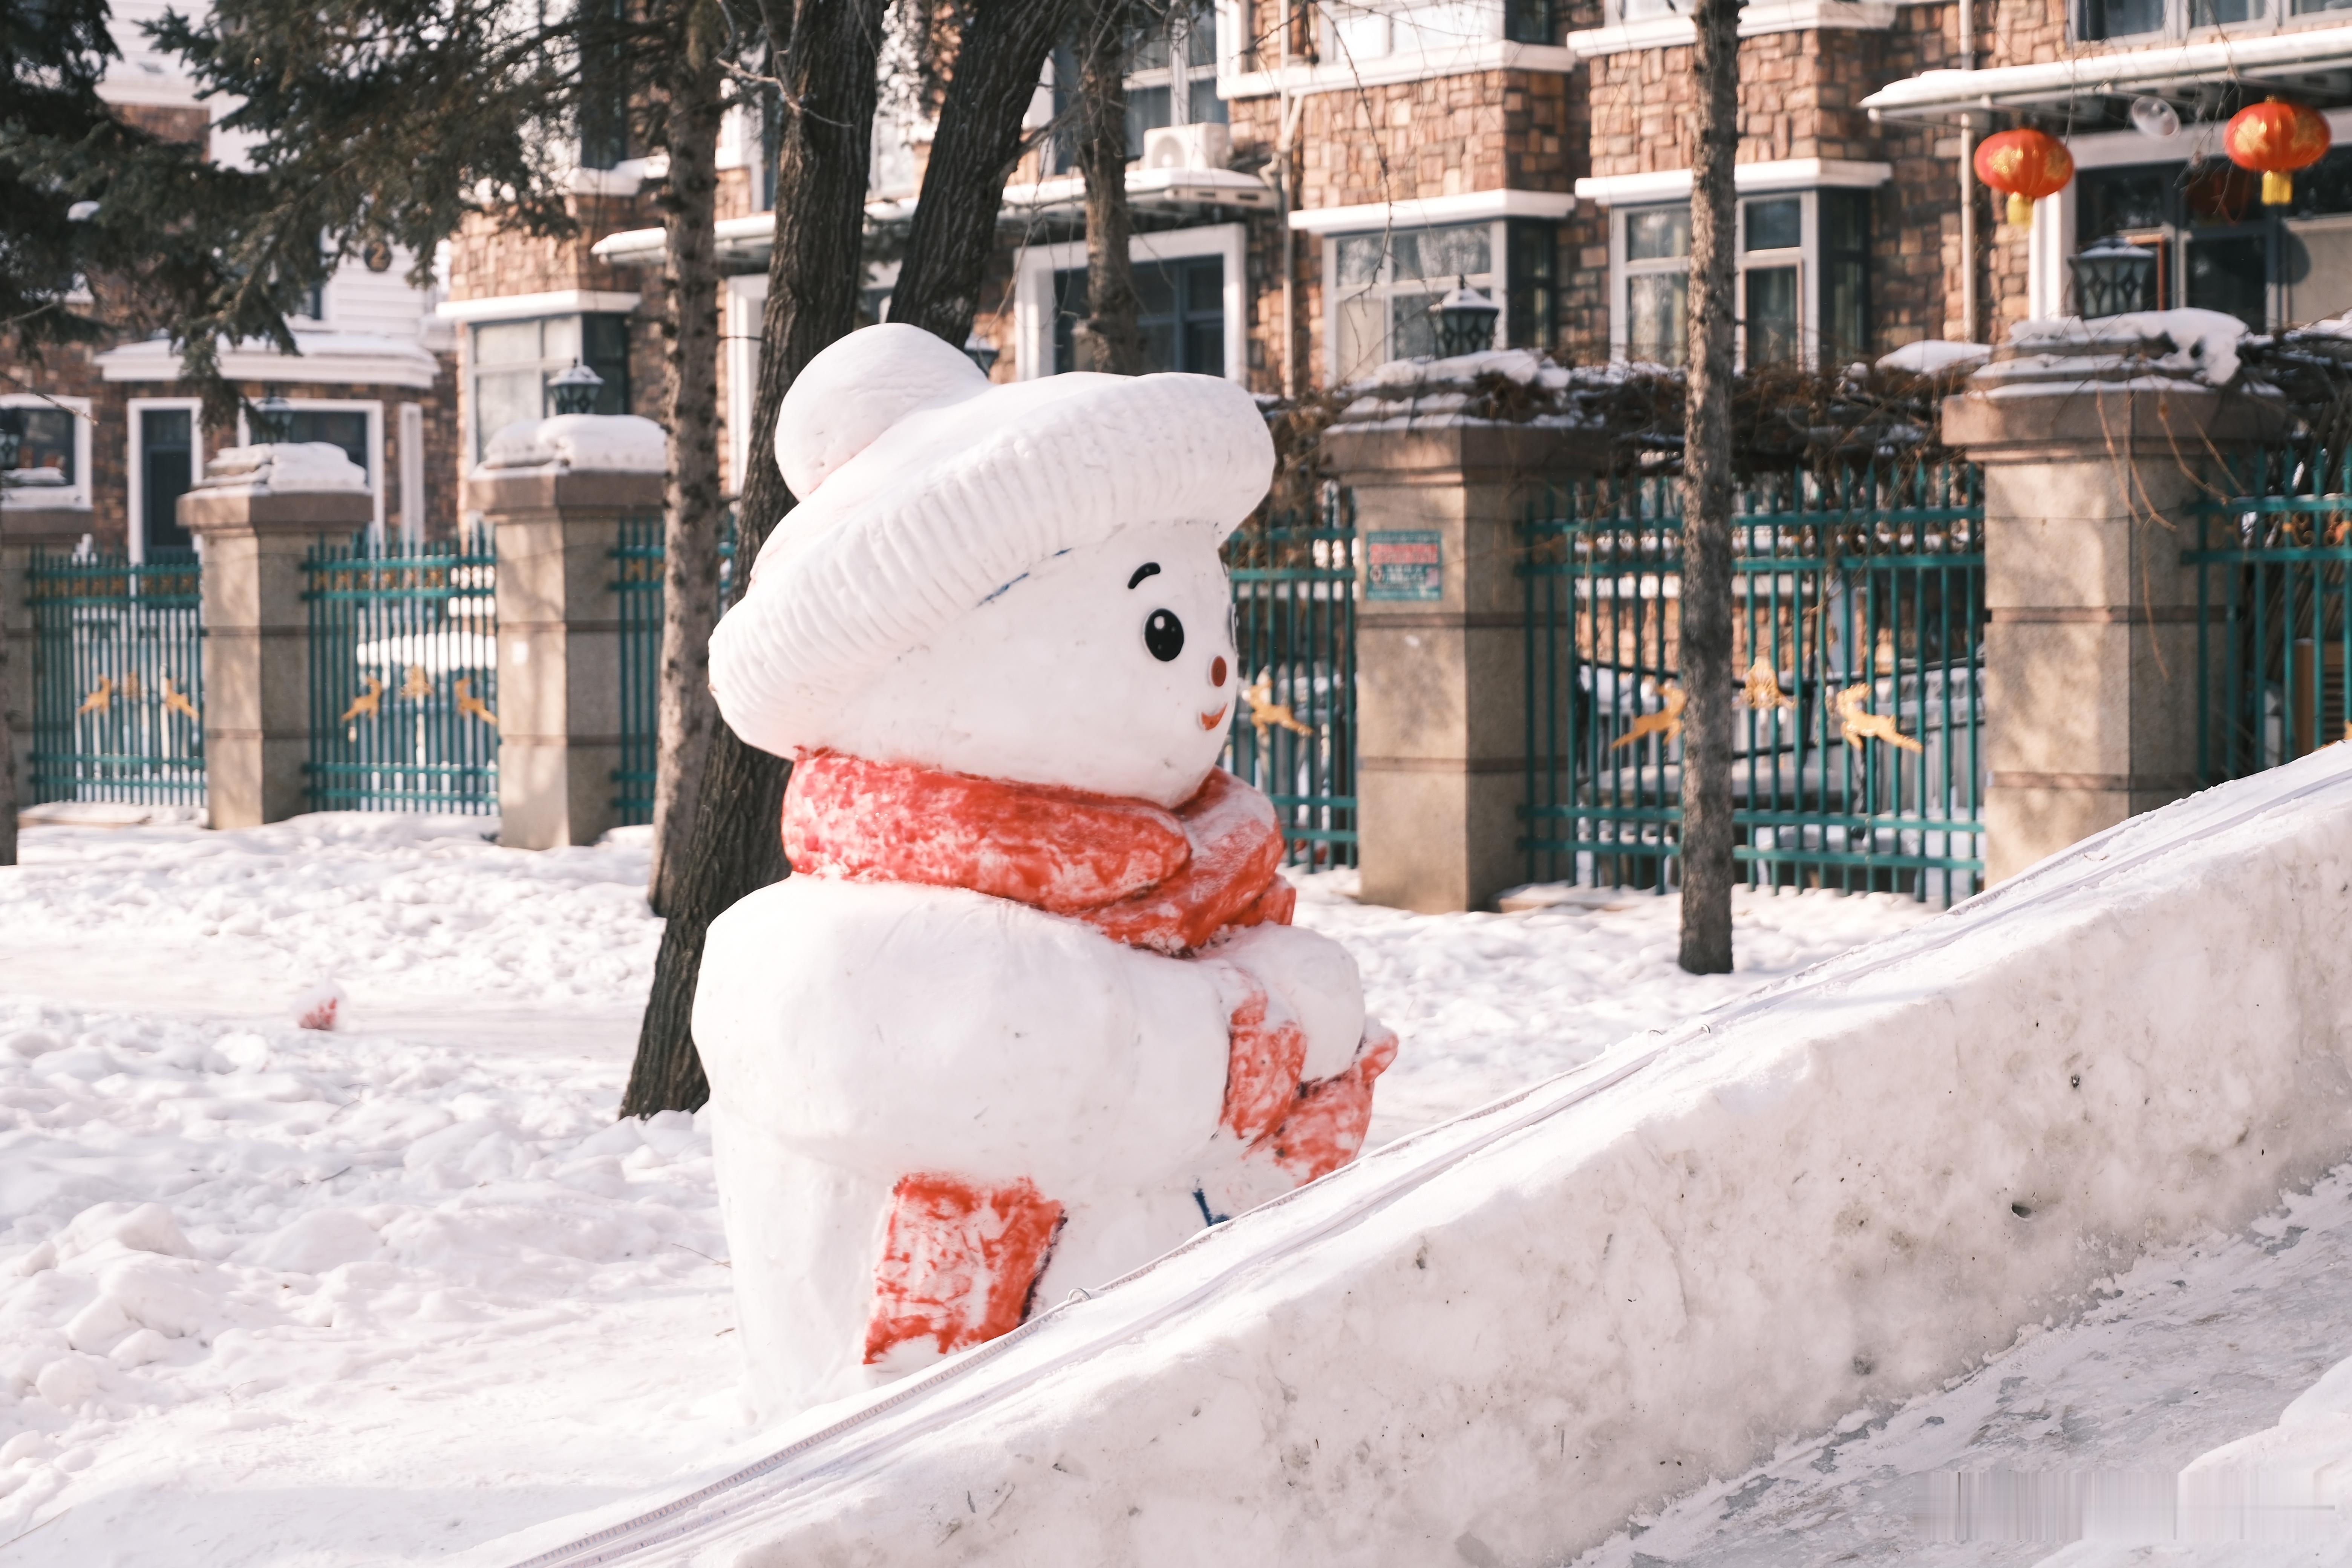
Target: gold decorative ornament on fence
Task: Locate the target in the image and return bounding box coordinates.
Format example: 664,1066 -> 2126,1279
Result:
1742,657 -> 1795,710
454,677 -> 498,727
76,677 -> 113,716
1834,683 -> 1923,753
1611,681 -> 1686,750
161,678 -> 198,722
1243,669 -> 1316,741
400,665 -> 433,701
340,675 -> 384,724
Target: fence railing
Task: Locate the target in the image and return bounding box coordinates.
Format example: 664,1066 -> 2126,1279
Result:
612,514 -> 737,826
1520,459 -> 1985,903
26,548 -> 206,805
302,530 -> 500,814
2186,443 -> 2352,782
1223,489 -> 1358,869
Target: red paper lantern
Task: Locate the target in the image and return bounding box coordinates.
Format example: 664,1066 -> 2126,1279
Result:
2224,98 -> 2332,206
1973,128 -> 2074,229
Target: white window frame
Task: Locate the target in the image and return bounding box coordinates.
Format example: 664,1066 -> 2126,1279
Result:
398,402 -> 426,548
1609,193 -> 1827,367
724,273 -> 768,496
1012,223 -> 1248,381
0,393 -> 93,513
1320,219 -> 1509,383
126,397 -> 205,563
1125,0 -> 1222,131
238,397 -> 385,543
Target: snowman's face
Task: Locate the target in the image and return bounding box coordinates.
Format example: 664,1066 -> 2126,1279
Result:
820,522 -> 1238,807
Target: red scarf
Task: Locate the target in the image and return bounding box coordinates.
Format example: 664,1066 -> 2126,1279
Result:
783,753 -> 1297,954
780,752 -> 1387,1368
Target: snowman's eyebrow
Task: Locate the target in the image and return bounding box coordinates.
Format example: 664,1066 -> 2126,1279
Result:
1127,563 -> 1161,590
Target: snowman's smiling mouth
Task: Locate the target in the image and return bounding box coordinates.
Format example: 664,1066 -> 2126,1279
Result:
1199,706 -> 1228,731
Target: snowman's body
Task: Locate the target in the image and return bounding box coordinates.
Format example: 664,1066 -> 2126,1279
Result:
694,329 -> 1392,1418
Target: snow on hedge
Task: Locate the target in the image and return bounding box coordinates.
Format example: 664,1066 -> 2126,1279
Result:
473,746 -> 2352,1568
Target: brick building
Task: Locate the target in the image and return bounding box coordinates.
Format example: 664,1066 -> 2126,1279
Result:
0,0 -> 457,556
29,2 -> 2347,532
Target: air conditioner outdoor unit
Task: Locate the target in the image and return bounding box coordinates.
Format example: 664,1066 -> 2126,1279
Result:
1140,122 -> 1233,173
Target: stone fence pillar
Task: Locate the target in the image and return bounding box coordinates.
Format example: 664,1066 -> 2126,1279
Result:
0,504 -> 93,802
180,445 -> 373,828
1322,417 -> 1606,913
1944,362 -> 2285,884
465,415 -> 666,851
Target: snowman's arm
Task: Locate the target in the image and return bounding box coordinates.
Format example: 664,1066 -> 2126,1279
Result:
1208,922 -> 1368,1083
694,877 -> 1233,1190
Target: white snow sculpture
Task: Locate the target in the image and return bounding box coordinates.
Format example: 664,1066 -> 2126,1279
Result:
697,323 -> 1397,1417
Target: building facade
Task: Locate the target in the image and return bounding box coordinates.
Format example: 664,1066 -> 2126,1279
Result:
0,0 -> 458,556
15,0 -> 2352,537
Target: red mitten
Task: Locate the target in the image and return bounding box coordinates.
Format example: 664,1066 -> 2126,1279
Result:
1219,975 -> 1309,1143
1253,1022 -> 1400,1184
863,1173 -> 1065,1365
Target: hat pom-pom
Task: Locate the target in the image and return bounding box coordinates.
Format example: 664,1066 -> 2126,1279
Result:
774,323 -> 990,499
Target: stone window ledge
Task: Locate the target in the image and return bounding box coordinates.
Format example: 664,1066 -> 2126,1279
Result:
1569,0 -> 1898,58
1217,38 -> 1581,99
1574,158 -> 1895,207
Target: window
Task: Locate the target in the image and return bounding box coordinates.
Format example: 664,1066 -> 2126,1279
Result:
470,314 -> 631,453
1050,255 -> 1227,374
1122,0 -> 1225,158
1614,191 -> 1873,367
139,409 -> 196,556
577,0 -> 632,170
0,395 -> 91,511
2075,153 -> 2352,331
1330,222 -> 1499,379
2078,0 -> 2339,41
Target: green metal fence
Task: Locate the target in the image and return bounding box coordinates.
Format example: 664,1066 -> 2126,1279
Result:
612,514 -> 737,826
1520,459 -> 1985,902
302,530 -> 500,813
1223,489 -> 1358,868
2187,443 -> 2352,781
26,548 -> 206,805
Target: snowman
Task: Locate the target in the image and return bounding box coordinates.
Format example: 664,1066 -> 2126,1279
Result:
694,324 -> 1397,1418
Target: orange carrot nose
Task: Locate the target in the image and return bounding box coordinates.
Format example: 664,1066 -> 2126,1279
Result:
1211,656 -> 1228,686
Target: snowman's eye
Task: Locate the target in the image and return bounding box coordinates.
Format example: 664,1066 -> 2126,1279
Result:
1144,609 -> 1184,662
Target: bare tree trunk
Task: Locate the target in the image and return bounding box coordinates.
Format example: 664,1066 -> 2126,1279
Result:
887,0 -> 1080,343
0,623 -> 17,868
647,27 -> 728,916
1678,0 -> 1738,977
622,0 -> 887,1117
1072,0 -> 1142,376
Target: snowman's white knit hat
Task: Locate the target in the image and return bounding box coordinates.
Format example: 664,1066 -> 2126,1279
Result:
710,322 -> 1276,759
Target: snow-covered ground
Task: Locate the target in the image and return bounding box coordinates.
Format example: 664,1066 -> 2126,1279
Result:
0,816 -> 1938,1564
17,816 -> 2352,1566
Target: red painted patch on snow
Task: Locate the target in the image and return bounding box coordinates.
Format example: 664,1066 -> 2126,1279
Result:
296,998 -> 338,1032
1220,978 -> 1309,1143
784,755 -> 1288,956
862,1173 -> 1065,1364
1257,1023 -> 1399,1184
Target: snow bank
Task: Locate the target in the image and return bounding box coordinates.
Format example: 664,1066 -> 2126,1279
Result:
1877,339 -> 1991,375
194,443 -> 370,496
471,746 -> 2352,1568
478,414 -> 668,475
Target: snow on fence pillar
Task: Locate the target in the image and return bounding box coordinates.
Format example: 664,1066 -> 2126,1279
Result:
1941,315 -> 2285,884
465,415 -> 665,851
179,444 -> 373,828
1321,361 -> 1607,913
0,501 -> 92,804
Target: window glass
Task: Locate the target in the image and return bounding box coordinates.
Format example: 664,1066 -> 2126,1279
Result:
1188,76 -> 1228,125
1335,295 -> 1386,381
1746,268 -> 1800,366
2083,0 -> 2165,37
1336,234 -> 1387,288
1394,224 -> 1491,283
2187,234 -> 2267,330
1508,220 -> 1559,354
2078,165 -> 2177,237
1129,14 -> 1171,70
2285,219 -> 2352,325
1125,86 -> 1172,157
2288,150 -> 2352,217
2296,0 -> 2352,14
2190,0 -> 2256,21
1185,0 -> 1217,66
475,320 -> 542,364
2185,162 -> 2260,228
286,410 -> 371,477
1818,190 -> 1871,365
1136,256 -> 1225,375
1627,207 -> 1691,262
0,407 -> 76,484
1628,273 -> 1688,364
140,409 -> 193,554
1504,0 -> 1556,41
1389,295 -> 1439,359
1746,198 -> 1802,252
